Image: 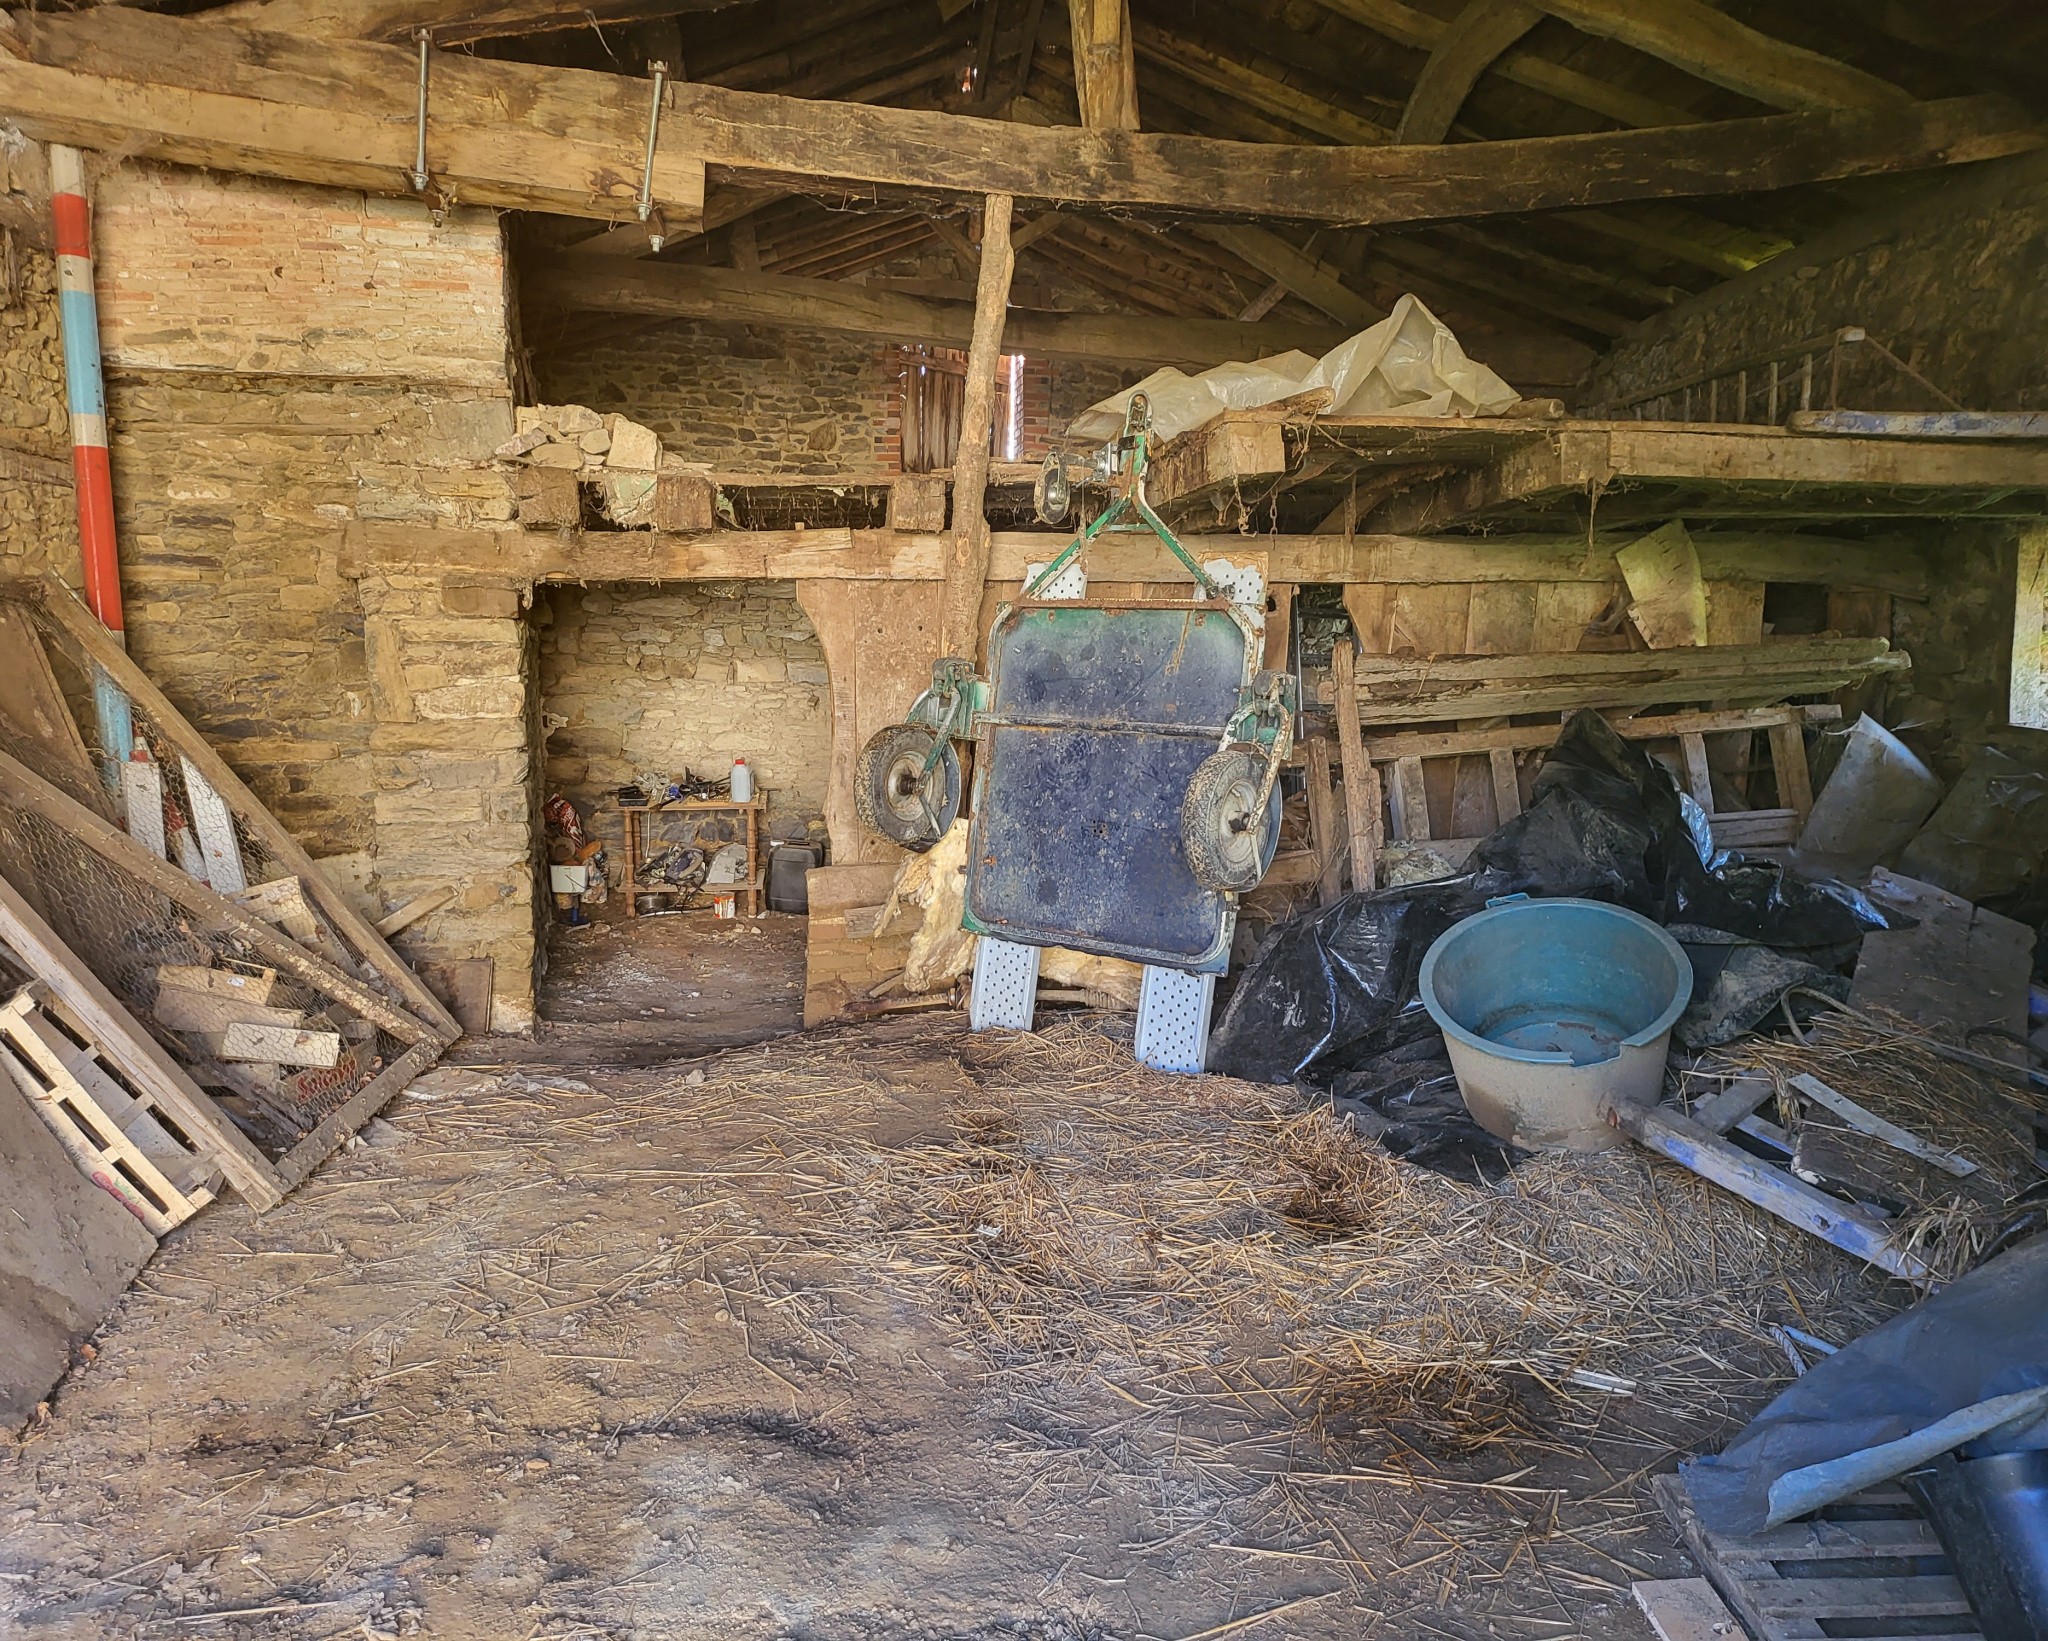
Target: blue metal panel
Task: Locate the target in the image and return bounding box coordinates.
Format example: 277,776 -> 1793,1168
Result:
964,600 -> 1257,972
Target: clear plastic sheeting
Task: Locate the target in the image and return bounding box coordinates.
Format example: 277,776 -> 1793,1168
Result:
1067,294 -> 1522,444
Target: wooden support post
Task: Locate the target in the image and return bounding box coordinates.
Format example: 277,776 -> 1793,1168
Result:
1302,734 -> 1346,905
1068,0 -> 1139,131
1329,641 -> 1382,893
938,191 -> 1015,660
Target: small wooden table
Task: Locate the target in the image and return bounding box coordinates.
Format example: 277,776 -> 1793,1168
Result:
619,797 -> 765,917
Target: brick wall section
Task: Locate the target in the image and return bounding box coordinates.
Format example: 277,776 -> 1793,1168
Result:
535,581 -> 830,857
1586,154 -> 2048,413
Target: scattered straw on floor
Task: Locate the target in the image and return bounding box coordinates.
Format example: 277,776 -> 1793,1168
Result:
591,1015 -> 1901,1574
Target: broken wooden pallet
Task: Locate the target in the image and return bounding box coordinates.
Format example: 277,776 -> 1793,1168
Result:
1357,703 -> 1835,868
0,983 -> 222,1235
1654,1471 -> 1980,1641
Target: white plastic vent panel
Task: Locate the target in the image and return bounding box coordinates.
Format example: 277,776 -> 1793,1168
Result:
1134,965 -> 1216,1075
1201,558 -> 1266,612
970,936 -> 1041,1032
1024,560 -> 1089,601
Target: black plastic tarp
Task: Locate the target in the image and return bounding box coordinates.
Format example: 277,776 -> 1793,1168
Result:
1209,709 -> 1904,1088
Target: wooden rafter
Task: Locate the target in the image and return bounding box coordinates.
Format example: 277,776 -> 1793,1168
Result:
6,9 -> 2031,227
523,256 -> 1353,365
1530,0 -> 1914,111
203,0 -> 745,45
1068,0 -> 1139,130
1396,0 -> 1542,143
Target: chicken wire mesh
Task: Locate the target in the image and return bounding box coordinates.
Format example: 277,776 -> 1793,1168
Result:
0,591 -> 421,1156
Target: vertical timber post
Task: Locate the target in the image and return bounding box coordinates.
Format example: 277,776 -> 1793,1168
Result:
938,191 -> 1014,661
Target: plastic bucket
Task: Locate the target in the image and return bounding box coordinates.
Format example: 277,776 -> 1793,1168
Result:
1419,897 -> 1692,1152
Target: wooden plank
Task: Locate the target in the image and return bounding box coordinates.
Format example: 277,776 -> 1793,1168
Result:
1302,736 -> 1346,903
0,605 -> 103,811
271,1037 -> 441,1194
531,255 -> 1348,370
1617,521 -> 1709,648
1768,720 -> 1815,823
1752,1576 -> 1971,1619
1787,1071 -> 1979,1177
939,193 -> 1015,660
1391,756 -> 1432,842
207,0 -> 724,44
1793,408 -> 2048,439
0,871 -> 283,1209
1330,642 -> 1382,892
179,757 -> 246,893
152,984 -> 303,1035
373,886 -> 452,938
1340,640 -> 1902,724
1690,1075 -> 1775,1135
1487,747 -> 1522,824
156,964 -> 278,1005
1069,0 -> 1139,130
1361,705 -> 1836,762
1631,1578 -> 1742,1641
1615,1102 -> 1930,1280
2013,523 -> 2048,731
1680,733 -> 1715,809
26,586 -> 462,1040
1265,583 -> 1295,673
121,758 -> 167,860
221,1022 -> 342,1068
0,746 -> 435,1045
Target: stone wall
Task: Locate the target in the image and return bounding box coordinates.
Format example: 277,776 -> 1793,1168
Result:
538,321 -> 888,474
536,581 -> 830,856
0,248 -> 77,582
535,318 -> 1143,471
1586,153 -> 2048,413
0,160 -> 542,1029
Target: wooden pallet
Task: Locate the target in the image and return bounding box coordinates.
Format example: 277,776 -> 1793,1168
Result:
1361,702 -> 1835,870
1655,1471 -> 1980,1640
0,984 -> 222,1235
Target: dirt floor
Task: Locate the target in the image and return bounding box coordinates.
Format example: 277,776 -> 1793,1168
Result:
0,1013 -> 1906,1641
523,905 -> 807,1067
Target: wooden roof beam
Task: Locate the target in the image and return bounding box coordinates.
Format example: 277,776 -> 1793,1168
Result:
1529,0 -> 1914,112
3,8 -> 2033,228
201,0 -> 742,46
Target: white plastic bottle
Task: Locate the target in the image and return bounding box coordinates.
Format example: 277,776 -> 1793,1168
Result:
730,757 -> 754,802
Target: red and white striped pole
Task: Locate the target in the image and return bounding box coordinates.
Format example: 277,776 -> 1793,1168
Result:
51,144 -> 133,771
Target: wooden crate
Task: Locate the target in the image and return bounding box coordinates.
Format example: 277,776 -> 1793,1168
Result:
1,984 -> 223,1235
1655,1471 -> 1980,1640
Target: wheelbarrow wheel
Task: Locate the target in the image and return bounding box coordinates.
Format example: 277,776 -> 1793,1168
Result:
1181,742 -> 1278,893
855,724 -> 962,853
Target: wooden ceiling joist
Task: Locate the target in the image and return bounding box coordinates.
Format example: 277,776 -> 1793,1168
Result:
6,9 -> 2032,227
201,0 -> 737,45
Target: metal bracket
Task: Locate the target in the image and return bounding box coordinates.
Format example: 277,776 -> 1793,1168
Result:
1022,394 -> 1227,602
410,29 -> 432,194
637,61 -> 670,229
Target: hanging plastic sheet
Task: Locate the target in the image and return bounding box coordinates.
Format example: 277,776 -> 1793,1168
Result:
1067,294 -> 1522,444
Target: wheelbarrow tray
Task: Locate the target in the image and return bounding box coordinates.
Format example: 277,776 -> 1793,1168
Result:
962,597 -> 1261,973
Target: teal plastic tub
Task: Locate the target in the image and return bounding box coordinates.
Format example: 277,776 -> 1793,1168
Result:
1419,896 -> 1692,1152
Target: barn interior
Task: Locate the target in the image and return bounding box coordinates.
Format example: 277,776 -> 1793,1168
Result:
2,2 -> 2048,1637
